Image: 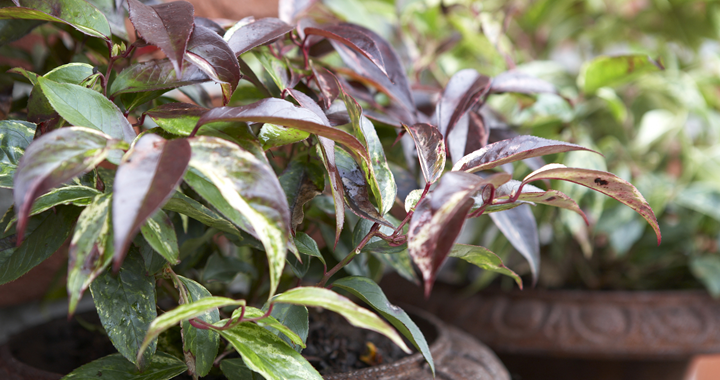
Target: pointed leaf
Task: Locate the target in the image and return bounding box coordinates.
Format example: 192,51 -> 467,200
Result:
128,0 -> 194,78
163,192 -> 240,236
0,0 -> 111,39
0,205 -> 80,285
306,24 -> 387,76
90,249 -> 157,366
266,303 -> 309,352
194,16 -> 224,35
464,110 -> 488,155
225,17 -> 294,57
0,120 -> 36,188
333,276 -> 434,373
110,59 -> 210,98
13,127 -> 122,241
112,134 -> 190,270
188,136 -> 290,298
177,276 -> 221,377
448,244 -> 522,288
578,54 -> 664,94
279,159 -> 324,232
490,70 -> 559,96
294,231 -> 325,270
217,322 -> 322,380
453,135 -> 598,173
522,164 -> 661,243
489,204 -> 539,285
6,185 -> 100,227
185,25 -> 241,104
232,306 -> 305,348
139,210 -> 179,266
334,146 -> 392,227
434,69 -> 491,143
403,123 -> 445,184
311,64 -> 340,109
67,193 -> 112,314
61,352 -> 187,380
273,286 -> 411,353
37,77 -> 136,142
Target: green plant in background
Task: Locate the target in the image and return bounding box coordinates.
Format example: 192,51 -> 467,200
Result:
0,0 -> 662,379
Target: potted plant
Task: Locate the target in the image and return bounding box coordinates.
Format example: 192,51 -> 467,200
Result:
0,0 -> 659,379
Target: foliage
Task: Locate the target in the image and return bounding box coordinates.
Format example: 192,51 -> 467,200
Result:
0,0 -> 664,378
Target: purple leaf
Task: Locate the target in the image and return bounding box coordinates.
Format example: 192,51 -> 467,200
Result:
127,0 -> 195,80
279,0 -> 315,24
522,164 -> 662,244
453,135 -> 598,173
13,127 -> 122,242
490,70 -> 559,96
109,59 -> 210,97
305,24 -> 387,77
185,25 -> 241,105
490,180 -> 589,224
408,172 -> 490,297
112,134 -> 191,270
312,65 -> 340,109
225,17 -> 294,57
402,123 -> 445,184
464,110 -> 488,155
434,69 -> 491,144
489,204 -> 539,285
194,16 -> 225,35
334,146 -> 392,228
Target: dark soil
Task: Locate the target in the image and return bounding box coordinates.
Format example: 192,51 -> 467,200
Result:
303,308 -> 413,375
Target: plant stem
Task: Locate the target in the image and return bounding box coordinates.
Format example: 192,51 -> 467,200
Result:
317,223 -> 380,287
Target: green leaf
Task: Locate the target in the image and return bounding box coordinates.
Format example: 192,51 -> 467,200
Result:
138,296 -> 246,362
0,0 -> 111,40
332,276 -> 434,373
187,136 -> 290,299
110,60 -> 210,102
90,249 -> 158,367
139,210 -> 179,265
279,159 -> 324,233
220,358 -> 264,380
272,286 -> 411,353
67,193 -> 112,314
37,77 -> 136,142
61,352 -> 187,380
163,191 -> 240,236
202,251 -> 257,283
183,169 -> 255,235
6,185 -> 100,226
216,322 -> 322,380
578,54 -> 663,94
177,276 -> 221,378
267,303 -> 308,353
294,231 -> 326,270
232,306 -> 306,348
448,244 -> 522,288
258,123 -> 310,150
0,120 -> 35,188
0,205 -> 80,285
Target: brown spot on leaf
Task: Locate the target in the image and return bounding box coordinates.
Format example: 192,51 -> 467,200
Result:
594,178 -> 609,186
545,196 -> 556,201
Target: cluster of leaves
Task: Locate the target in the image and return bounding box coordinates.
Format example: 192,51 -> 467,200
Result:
0,0 -> 661,379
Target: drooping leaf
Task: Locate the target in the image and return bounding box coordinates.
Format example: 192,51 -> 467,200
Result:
489,204 -> 539,285
333,276 -> 433,373
334,146 -> 392,227
490,70 -> 559,96
177,276 -> 221,378
139,210 -> 179,266
112,134 -> 190,270
522,164 -> 661,244
185,25 -> 241,104
0,205 -> 80,285
279,159 -> 324,232
453,135 -> 597,173
61,352 -> 187,380
578,54 -> 664,94
272,286 -> 411,353
0,120 -> 36,188
306,24 -> 387,76
13,127 -> 123,241
163,191 -> 240,236
403,123 -> 445,184
187,136 -> 290,298
225,17 -> 294,57
266,303 -> 309,352
127,0 -> 194,79
110,59 -> 210,100
448,244 -> 522,288
90,249 -> 157,366
67,193 -> 112,315
217,322 -> 322,380
37,77 -> 136,142
0,0 -> 111,40
232,306 -> 305,348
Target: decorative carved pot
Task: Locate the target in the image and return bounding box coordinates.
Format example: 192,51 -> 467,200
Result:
0,307 -> 510,380
382,276 -> 720,380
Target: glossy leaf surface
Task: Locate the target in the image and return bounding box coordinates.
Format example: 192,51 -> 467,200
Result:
185,25 -> 241,104
448,244 -> 522,288
225,17 -> 294,56
110,60 -> 210,98
453,135 -> 597,173
306,24 -> 387,76
61,352 -> 187,380
434,69 -> 491,140
0,120 -> 36,188
489,204 -> 539,285
578,54 -> 663,94
0,0 -> 111,39
258,123 -> 310,150
139,210 -> 179,266
128,0 -> 194,78
177,276 -> 221,377
403,123 -> 445,184
8,185 -> 100,226
163,192 -> 240,236
90,249 -> 157,366
273,286 -> 410,353
113,134 -> 190,270
334,146 -> 392,227
232,306 -> 305,348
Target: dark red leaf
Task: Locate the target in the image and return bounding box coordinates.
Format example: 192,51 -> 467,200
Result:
464,110 -> 488,155
305,25 -> 387,77
453,135 -> 598,173
127,0 -> 195,80
225,18 -> 294,57
185,25 -> 241,104
312,65 -> 340,109
434,69 -> 491,145
402,123 -> 445,184
334,146 -> 392,228
146,102 -> 207,120
278,0 -> 315,24
109,59 -> 210,97
490,70 -> 559,96
489,204 -> 540,285
194,16 -> 225,35
112,134 -> 191,270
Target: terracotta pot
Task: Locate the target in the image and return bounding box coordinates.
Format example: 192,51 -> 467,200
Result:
381,275 -> 720,380
0,308 -> 510,380
177,0 -> 278,21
